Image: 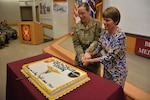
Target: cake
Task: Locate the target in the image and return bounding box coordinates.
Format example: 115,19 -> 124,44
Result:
21,57 -> 90,100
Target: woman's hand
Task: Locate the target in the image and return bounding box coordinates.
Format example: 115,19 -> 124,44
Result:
84,52 -> 91,59
81,52 -> 91,66
83,58 -> 90,66
81,56 -> 90,66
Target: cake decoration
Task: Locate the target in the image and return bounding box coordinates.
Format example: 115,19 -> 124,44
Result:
21,57 -> 90,100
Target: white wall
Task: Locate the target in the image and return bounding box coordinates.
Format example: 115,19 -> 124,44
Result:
103,0 -> 150,37
34,0 -> 53,38
0,0 -> 21,22
52,1 -> 73,38
34,0 -> 73,38
0,0 -> 73,39
1,0 -> 150,37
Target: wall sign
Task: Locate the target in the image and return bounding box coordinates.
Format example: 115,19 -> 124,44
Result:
135,38 -> 150,58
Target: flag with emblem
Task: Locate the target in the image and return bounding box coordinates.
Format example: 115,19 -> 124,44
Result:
87,0 -> 95,18
87,0 -> 102,18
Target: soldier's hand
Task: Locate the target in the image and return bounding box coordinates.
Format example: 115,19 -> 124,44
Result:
84,52 -> 91,59
83,59 -> 90,66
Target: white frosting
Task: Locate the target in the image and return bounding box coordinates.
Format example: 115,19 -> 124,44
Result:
22,57 -> 90,99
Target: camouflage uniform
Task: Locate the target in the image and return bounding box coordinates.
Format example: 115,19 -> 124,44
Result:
72,18 -> 101,75
0,31 -> 6,47
1,25 -> 17,39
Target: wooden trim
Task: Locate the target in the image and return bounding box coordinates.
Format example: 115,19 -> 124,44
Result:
41,23 -> 53,39
126,35 -> 136,54
43,33 -> 75,65
7,22 -> 53,29
96,2 -> 103,8
50,33 -> 75,64
126,33 -> 150,39
124,82 -> 150,100
8,22 -> 18,26
96,1 -> 103,26
41,23 -> 53,29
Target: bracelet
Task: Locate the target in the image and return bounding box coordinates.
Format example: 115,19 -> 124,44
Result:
89,59 -> 94,64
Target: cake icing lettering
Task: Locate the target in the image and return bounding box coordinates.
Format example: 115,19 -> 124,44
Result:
27,66 -> 38,75
22,57 -> 90,99
38,75 -> 44,80
53,60 -> 76,72
48,83 -> 54,88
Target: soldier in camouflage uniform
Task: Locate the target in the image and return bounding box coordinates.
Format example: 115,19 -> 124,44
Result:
0,22 -> 5,47
0,22 -> 9,47
72,2 -> 101,75
1,20 -> 17,39
0,32 -> 5,47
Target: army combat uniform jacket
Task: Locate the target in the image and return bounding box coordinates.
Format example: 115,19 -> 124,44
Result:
72,18 -> 101,75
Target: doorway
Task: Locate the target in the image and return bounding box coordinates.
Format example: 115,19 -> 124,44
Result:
20,6 -> 33,21
36,6 -> 40,22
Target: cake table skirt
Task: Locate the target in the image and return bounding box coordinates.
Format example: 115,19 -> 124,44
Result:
6,53 -> 126,100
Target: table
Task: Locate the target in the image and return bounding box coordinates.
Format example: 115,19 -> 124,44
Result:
6,53 -> 126,100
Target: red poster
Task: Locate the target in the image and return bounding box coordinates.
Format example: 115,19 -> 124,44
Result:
135,38 -> 150,58
21,25 -> 31,41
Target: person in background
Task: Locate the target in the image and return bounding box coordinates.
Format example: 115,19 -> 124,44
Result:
82,7 -> 128,88
0,22 -> 9,48
1,20 -> 18,39
0,31 -> 6,48
72,2 -> 101,75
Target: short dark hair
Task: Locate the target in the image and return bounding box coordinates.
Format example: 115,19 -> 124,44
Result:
103,7 -> 121,25
78,2 -> 90,11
